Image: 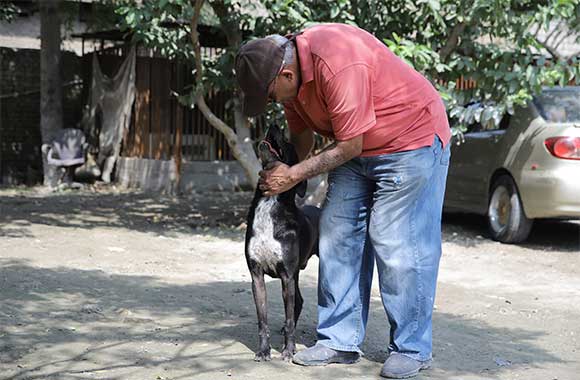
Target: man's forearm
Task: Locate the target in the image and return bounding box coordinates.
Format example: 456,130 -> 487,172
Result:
290,141 -> 359,181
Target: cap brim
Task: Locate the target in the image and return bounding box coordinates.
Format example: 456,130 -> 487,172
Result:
242,91 -> 268,117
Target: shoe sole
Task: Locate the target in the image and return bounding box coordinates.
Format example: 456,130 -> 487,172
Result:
380,362 -> 431,379
292,356 -> 361,367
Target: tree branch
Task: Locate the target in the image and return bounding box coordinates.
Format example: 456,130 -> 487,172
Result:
189,0 -> 259,184
439,22 -> 466,61
534,35 -> 562,61
545,20 -> 564,44
210,0 -> 242,47
190,0 -> 204,86
552,28 -> 568,50
189,0 -> 239,146
531,23 -> 541,39
190,0 -> 238,147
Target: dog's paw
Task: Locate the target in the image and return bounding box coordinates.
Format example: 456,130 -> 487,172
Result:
281,349 -> 295,362
254,351 -> 272,362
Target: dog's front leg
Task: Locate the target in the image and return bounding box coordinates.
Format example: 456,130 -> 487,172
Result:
281,274 -> 296,361
251,270 -> 271,361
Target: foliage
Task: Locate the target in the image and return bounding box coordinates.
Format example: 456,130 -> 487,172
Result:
115,0 -> 196,60
0,1 -> 20,22
115,1 -> 244,123
254,0 -> 580,132
112,0 -> 580,134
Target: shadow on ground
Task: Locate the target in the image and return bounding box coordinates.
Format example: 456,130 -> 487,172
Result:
443,212 -> 579,251
0,258 -> 565,380
0,190 -> 252,241
2,190 -> 578,251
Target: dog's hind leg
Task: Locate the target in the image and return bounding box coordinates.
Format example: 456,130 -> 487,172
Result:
280,272 -> 303,335
294,272 -> 304,326
251,270 -> 271,361
281,274 -> 296,361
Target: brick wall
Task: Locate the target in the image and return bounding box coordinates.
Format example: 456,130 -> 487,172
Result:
0,48 -> 83,185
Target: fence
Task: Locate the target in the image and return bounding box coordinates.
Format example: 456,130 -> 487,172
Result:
91,45 -> 267,165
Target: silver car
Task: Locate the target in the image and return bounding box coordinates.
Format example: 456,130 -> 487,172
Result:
444,86 -> 580,243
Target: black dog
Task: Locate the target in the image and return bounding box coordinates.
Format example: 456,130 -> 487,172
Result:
245,125 -> 320,362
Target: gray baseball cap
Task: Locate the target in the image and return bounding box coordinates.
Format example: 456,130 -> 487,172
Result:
235,37 -> 286,117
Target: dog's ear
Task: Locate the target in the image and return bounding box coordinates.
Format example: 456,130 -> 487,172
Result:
296,180 -> 307,198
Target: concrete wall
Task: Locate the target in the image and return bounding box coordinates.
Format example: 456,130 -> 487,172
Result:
116,158 -> 252,193
179,161 -> 252,192
116,157 -> 178,193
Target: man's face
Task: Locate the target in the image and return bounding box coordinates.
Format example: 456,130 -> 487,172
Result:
268,67 -> 299,104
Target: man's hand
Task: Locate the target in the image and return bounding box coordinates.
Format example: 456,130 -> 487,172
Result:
258,135 -> 363,197
259,162 -> 300,197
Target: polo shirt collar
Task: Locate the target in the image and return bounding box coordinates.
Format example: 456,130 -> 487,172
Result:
296,34 -> 314,84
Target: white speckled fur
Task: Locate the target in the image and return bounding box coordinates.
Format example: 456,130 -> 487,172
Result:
248,197 -> 283,274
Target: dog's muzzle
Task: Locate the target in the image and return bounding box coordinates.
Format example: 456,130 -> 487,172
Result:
259,140 -> 281,161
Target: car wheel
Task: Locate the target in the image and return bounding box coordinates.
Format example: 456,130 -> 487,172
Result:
488,175 -> 533,243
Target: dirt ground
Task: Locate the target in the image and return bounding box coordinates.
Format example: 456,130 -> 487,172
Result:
0,186 -> 579,380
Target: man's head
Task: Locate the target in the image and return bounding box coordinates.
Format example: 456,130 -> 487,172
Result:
235,35 -> 301,117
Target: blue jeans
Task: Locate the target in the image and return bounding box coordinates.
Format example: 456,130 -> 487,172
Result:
316,136 -> 450,362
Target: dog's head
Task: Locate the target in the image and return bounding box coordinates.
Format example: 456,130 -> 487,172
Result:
258,124 -> 307,197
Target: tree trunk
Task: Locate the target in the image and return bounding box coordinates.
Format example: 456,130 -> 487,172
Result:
40,0 -> 63,188
439,22 -> 466,62
232,96 -> 261,180
189,0 -> 260,187
193,92 -> 260,185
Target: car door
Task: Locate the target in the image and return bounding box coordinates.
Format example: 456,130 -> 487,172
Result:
446,119 -> 508,214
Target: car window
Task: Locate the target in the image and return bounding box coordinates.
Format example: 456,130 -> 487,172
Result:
533,88 -> 580,122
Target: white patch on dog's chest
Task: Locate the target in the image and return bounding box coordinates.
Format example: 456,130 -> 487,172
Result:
248,197 -> 283,274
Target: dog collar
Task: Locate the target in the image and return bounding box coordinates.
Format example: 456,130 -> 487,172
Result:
262,140 -> 281,161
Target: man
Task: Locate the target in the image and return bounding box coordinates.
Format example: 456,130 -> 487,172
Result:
235,23 -> 451,379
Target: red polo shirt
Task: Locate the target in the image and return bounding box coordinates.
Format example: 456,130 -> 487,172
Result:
284,23 -> 451,156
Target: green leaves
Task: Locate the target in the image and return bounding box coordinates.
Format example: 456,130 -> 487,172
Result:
124,10 -> 136,27
0,2 -> 21,22
116,0 -> 196,60
111,0 -> 580,133
384,34 -> 450,74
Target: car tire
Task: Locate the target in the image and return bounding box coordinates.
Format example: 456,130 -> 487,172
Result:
487,175 -> 533,243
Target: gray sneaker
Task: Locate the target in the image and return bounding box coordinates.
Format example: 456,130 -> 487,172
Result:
380,353 -> 432,379
292,344 -> 360,366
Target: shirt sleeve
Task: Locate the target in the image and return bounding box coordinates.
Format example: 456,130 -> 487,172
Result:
321,64 -> 376,141
283,102 -> 308,135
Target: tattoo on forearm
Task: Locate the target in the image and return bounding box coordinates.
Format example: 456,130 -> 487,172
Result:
296,142 -> 352,180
